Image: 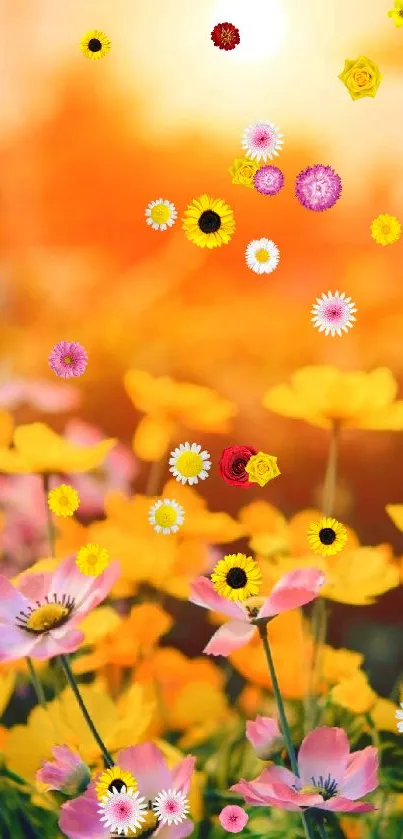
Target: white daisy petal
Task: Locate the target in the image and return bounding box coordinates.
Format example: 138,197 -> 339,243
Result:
245,238 -> 280,275
145,198 -> 177,231
153,789 -> 189,827
311,290 -> 357,337
149,499 -> 185,535
168,440 -> 211,485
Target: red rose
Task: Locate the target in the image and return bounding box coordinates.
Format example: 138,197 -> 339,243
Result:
211,22 -> 240,51
219,445 -> 257,487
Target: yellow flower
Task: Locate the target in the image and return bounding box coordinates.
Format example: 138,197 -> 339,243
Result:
386,504 -> 403,531
76,543 -> 110,576
80,30 -> 111,59
0,670 -> 15,718
124,369 -> 236,461
0,422 -> 116,473
245,452 -> 280,487
371,213 -> 401,246
371,697 -> 401,732
211,553 -> 262,601
182,194 -> 235,249
48,484 -> 80,517
338,56 -> 382,100
229,157 -> 260,188
96,766 -> 137,800
320,646 -> 364,687
263,366 -> 403,430
388,0 -> 403,27
331,671 -> 377,714
307,517 -> 348,557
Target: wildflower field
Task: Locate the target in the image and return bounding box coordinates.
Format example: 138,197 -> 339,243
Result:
0,1 -> 403,838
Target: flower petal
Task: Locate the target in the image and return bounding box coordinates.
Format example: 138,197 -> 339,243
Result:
0,575 -> 29,622
204,621 -> 255,656
339,747 -> 378,800
171,755 -> 196,792
0,624 -> 39,661
117,743 -> 171,800
258,568 -> 325,619
32,628 -> 85,660
319,796 -> 376,812
59,784 -> 108,839
298,727 -> 349,788
190,577 -> 246,621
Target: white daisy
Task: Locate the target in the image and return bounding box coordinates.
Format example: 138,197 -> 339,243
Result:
145,199 -> 177,231
148,499 -> 185,535
169,441 -> 211,485
98,787 -> 147,836
311,290 -> 357,337
396,703 -> 403,733
152,788 -> 189,826
245,238 -> 280,274
241,121 -> 283,162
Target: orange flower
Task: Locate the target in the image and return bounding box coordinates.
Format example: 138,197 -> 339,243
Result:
124,369 -> 236,460
0,410 -> 13,447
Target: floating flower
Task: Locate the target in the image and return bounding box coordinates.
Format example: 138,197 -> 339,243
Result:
169,442 -> 211,485
190,568 -> 325,656
295,165 -> 342,212
219,805 -> 249,833
246,716 -> 283,759
0,554 -> 119,661
211,22 -> 240,51
36,746 -> 90,796
96,766 -> 138,801
182,195 -> 235,248
338,56 -> 382,100
245,452 -> 280,488
232,727 -> 378,813
145,199 -> 177,231
245,238 -> 280,275
219,445 -> 257,488
371,213 -> 401,246
153,788 -> 189,825
80,30 -> 111,60
98,787 -> 147,834
388,0 -> 403,26
331,671 -> 377,715
211,553 -> 262,602
307,517 -> 348,557
311,290 -> 357,337
241,121 -> 283,162
76,543 -> 110,577
48,484 -> 80,518
253,165 -> 284,196
148,499 -> 185,534
49,341 -> 88,379
229,158 -> 260,189
396,703 -> 403,732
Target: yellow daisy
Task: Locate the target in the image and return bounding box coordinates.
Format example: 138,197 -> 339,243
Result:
211,553 -> 262,601
95,766 -> 137,801
76,543 -> 110,576
80,30 -> 111,60
388,0 -> 403,27
370,214 -> 401,246
182,195 -> 235,249
47,484 -> 80,518
307,517 -> 348,557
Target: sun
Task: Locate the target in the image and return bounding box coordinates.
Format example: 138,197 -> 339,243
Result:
211,0 -> 286,61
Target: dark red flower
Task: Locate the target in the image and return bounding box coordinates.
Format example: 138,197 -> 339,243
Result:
211,22 -> 240,51
219,445 -> 257,487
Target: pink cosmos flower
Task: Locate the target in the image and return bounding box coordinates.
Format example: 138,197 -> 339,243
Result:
219,805 -> 248,833
0,554 -> 120,661
49,341 -> 88,379
37,745 -> 90,795
0,377 -> 81,413
189,568 -> 325,656
232,727 -> 378,813
60,742 -> 195,839
64,419 -> 138,517
246,716 -> 283,759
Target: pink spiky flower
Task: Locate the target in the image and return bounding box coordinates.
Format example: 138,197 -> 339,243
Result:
295,164 -> 342,212
49,341 -> 88,378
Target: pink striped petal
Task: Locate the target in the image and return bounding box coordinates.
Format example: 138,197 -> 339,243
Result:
0,624 -> 38,661
117,744 -> 171,801
190,577 -> 247,620
17,572 -> 54,602
59,784 -> 108,839
298,727 -> 349,788
339,747 -> 378,800
258,568 -> 326,619
0,576 -> 29,622
30,628 -> 84,660
171,755 -> 196,793
319,796 -> 376,813
204,621 -> 254,656
257,765 -> 300,789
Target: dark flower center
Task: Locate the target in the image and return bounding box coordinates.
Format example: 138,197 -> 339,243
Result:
319,527 -> 336,545
88,38 -> 102,52
109,779 -> 126,793
232,457 -> 246,474
226,567 -> 247,589
198,210 -> 221,234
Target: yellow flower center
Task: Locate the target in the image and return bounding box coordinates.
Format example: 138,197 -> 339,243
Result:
150,204 -> 171,223
255,248 -> 269,263
244,595 -> 266,619
382,224 -> 391,235
64,356 -> 73,364
26,603 -> 69,633
300,784 -> 325,795
175,451 -> 203,478
154,504 -> 178,527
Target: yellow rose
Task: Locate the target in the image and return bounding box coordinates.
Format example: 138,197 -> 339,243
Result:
245,452 -> 280,488
229,157 -> 260,188
338,56 -> 382,101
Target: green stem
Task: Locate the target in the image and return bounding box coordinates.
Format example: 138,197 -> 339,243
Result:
26,656 -> 47,709
316,818 -> 328,839
42,473 -> 56,557
258,625 -> 316,839
59,655 -> 114,768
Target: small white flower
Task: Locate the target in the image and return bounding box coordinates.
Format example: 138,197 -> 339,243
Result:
98,787 -> 147,836
169,441 -> 211,485
245,238 -> 280,274
148,499 -> 185,535
145,199 -> 177,231
241,121 -> 283,162
152,788 -> 190,826
311,290 -> 357,337
396,703 -> 403,733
